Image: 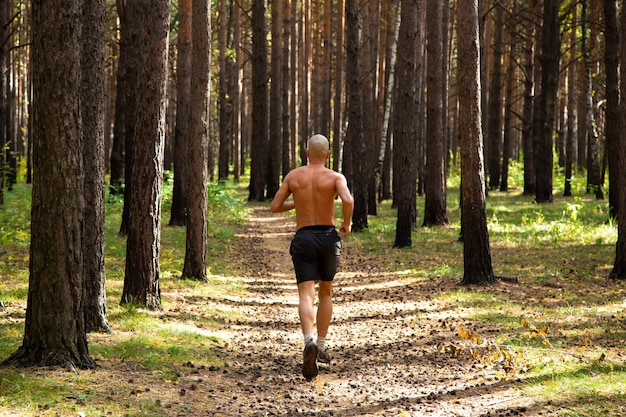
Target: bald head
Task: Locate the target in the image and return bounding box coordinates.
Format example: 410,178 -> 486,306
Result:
307,134 -> 330,160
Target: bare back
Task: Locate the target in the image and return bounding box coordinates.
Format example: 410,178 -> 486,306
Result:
286,164 -> 342,230
270,134 -> 353,233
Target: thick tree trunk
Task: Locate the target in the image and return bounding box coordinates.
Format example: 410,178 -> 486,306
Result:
121,0 -> 170,308
486,2 -> 504,191
109,1 -> 127,197
392,0 -> 421,248
249,0 -> 269,201
170,0 -> 192,226
82,0 -> 111,333
535,1 -> 559,204
521,1 -> 537,196
8,0 -> 96,369
457,0 -> 495,285
423,0 -> 448,227
345,0 -> 367,232
361,1 -> 376,216
610,1 -> 626,280
183,0 -> 211,280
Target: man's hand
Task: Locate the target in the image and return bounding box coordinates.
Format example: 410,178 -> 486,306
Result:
339,223 -> 350,234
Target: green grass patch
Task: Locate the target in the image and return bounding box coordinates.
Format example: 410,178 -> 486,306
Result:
1,165 -> 626,416
0,177 -> 247,416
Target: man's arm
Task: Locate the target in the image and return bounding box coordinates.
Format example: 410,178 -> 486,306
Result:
335,174 -> 354,233
270,177 -> 295,213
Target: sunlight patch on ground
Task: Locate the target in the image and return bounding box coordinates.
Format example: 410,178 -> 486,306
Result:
248,215 -> 291,223
337,275 -> 420,293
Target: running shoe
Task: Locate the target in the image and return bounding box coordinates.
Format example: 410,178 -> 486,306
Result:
302,341 -> 319,381
317,348 -> 331,364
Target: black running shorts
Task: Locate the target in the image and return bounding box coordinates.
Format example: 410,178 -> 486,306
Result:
290,225 -> 342,284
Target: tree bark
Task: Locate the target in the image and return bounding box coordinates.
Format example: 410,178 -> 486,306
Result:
121,0 -> 170,308
233,0 -> 242,181
423,0 -> 448,226
345,0 -> 367,232
183,0 -> 211,280
609,0 -> 626,280
218,0 -> 232,181
535,0 -> 559,204
109,1 -> 127,197
393,0 -> 421,248
249,0 -> 269,201
8,0 -> 96,369
0,0 -> 7,205
457,0 -> 495,285
267,0 -> 282,198
604,0 -> 619,217
521,0 -> 538,196
82,0 -> 111,333
500,17 -> 515,193
170,0 -> 192,226
486,2 -> 504,191
581,0 -> 602,199
281,0 -> 292,178
332,0 -> 345,172
564,4 -> 577,198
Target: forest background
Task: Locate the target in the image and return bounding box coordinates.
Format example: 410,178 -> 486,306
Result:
0,0 -> 626,415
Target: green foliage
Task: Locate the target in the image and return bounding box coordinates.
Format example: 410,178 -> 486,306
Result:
0,164 -> 624,416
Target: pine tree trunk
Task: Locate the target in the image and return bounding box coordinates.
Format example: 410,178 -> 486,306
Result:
423,0 -> 448,227
82,0 -> 111,333
564,5 -> 578,198
392,0 -> 421,248
457,0 -> 495,285
521,1 -> 537,196
267,0 -> 282,198
170,0 -> 192,226
249,0 -> 269,201
535,1 -> 559,204
109,1 -> 127,197
183,0 -> 211,280
345,0 -> 367,232
604,0 -> 620,218
218,0 -> 232,181
9,0 -> 96,369
332,0 -> 345,172
281,0 -> 292,178
121,0 -> 170,308
609,1 -> 626,280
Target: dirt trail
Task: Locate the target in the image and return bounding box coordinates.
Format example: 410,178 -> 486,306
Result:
199,206 -> 540,416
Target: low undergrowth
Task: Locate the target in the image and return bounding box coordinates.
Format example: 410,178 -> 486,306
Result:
1,168 -> 625,416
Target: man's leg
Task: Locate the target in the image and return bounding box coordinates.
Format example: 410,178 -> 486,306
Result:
297,280 -> 316,336
297,280 -> 318,380
316,281 -> 333,338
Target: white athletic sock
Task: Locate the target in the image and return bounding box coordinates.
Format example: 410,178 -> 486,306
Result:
304,334 -> 315,346
317,336 -> 326,351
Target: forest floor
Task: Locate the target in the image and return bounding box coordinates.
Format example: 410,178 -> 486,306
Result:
3,202 -> 624,416
137,205 -> 552,417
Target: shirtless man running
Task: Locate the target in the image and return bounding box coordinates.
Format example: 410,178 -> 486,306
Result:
270,134 -> 354,381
